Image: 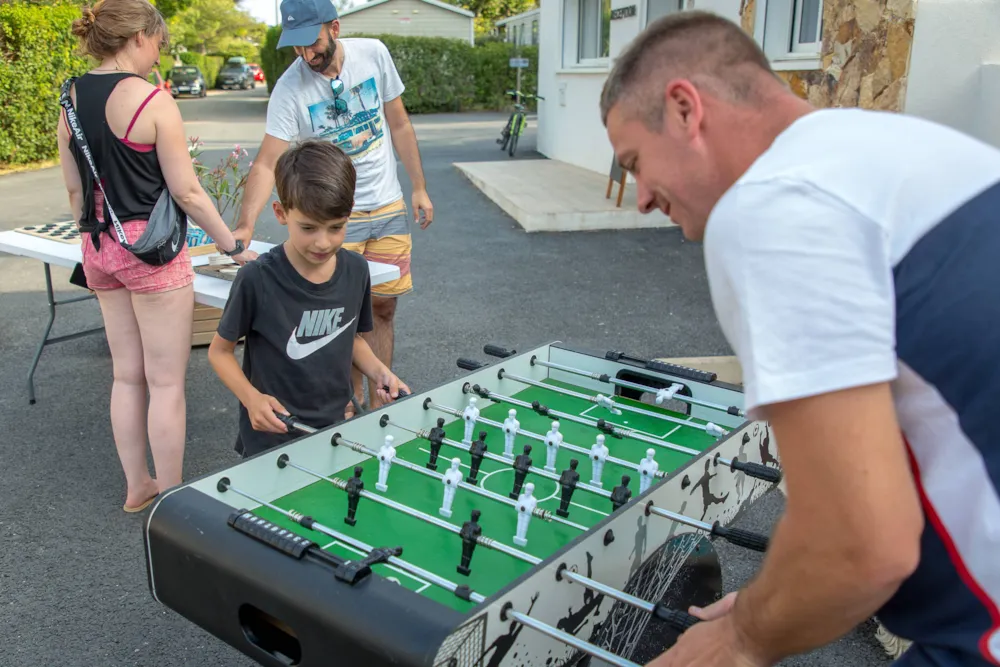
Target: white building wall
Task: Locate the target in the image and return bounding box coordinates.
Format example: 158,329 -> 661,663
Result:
903,0 -> 1000,149
537,0 -> 742,175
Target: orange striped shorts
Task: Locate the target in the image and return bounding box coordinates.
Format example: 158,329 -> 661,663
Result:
343,198 -> 412,298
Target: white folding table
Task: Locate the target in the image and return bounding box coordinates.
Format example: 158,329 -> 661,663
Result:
0,229 -> 400,404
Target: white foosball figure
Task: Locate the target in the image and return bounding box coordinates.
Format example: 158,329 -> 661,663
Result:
513,482 -> 537,547
462,397 -> 480,444
376,435 -> 396,492
654,383 -> 683,405
544,421 -> 563,472
595,394 -> 622,415
440,458 -> 463,518
502,409 -> 520,459
705,422 -> 726,437
590,434 -> 609,487
638,448 -> 659,494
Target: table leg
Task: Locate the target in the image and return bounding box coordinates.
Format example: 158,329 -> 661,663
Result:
26,263 -> 106,405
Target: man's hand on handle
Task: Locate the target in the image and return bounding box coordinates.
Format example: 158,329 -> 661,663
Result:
646,592 -> 768,667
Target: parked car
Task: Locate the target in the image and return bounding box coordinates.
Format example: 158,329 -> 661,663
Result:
168,66 -> 207,98
217,62 -> 255,90
249,63 -> 264,83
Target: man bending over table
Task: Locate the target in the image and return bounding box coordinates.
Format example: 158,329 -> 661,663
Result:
601,11 -> 1000,667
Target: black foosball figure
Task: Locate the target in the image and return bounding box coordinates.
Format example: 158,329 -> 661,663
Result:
557,459 -> 581,518
427,417 -> 447,470
457,509 -> 482,576
611,474 -> 632,511
345,466 -> 364,526
467,431 -> 488,484
510,444 -> 533,500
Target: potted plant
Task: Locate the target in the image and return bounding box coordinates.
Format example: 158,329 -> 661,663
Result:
186,137 -> 252,253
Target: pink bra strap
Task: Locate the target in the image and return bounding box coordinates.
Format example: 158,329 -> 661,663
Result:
124,88 -> 160,141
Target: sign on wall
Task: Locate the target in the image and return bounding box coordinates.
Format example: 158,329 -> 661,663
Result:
610,5 -> 637,19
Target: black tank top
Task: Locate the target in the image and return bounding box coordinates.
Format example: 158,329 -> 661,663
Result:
69,72 -> 165,239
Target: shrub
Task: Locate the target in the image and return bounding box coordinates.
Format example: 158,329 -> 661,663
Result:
0,1 -> 90,165
257,29 -> 539,112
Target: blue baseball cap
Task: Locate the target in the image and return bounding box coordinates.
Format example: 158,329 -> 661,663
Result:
278,0 -> 339,49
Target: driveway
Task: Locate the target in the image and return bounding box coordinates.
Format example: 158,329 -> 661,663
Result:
0,88 -> 888,667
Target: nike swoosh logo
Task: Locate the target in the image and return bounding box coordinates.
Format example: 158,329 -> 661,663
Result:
285,316 -> 356,360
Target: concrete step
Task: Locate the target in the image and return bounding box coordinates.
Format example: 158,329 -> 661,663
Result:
454,159 -> 676,233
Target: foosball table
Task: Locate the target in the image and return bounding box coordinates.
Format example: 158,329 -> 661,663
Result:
143,342 -> 782,667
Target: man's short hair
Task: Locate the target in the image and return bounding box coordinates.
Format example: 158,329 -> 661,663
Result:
600,10 -> 776,129
275,140 -> 356,221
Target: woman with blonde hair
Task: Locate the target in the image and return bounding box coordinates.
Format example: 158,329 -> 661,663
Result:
58,0 -> 254,511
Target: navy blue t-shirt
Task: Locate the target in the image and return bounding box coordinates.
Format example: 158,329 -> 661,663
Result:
217,244 -> 373,457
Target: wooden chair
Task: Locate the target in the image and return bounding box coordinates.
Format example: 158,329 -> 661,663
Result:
606,157 -> 627,207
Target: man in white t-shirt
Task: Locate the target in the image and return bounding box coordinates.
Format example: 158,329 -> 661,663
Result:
234,0 -> 433,411
602,11 -> 1000,667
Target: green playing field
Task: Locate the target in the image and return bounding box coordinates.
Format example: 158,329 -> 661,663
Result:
252,378 -> 719,612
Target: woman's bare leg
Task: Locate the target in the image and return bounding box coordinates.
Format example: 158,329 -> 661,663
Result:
132,282 -> 194,493
95,287 -> 159,508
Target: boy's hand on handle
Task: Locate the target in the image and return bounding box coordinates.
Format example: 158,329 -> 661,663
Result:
376,371 -> 411,404
247,391 -> 289,433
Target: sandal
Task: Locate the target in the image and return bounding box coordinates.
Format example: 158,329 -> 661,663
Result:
123,493 -> 158,513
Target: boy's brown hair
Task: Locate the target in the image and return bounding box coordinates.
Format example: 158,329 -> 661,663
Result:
275,140 -> 357,221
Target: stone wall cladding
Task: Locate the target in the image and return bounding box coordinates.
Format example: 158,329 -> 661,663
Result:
738,0 -> 915,112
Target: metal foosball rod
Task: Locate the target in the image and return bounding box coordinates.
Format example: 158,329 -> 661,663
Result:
276,454 -> 544,566
489,364 -> 727,437
554,563 -> 701,631
500,602 -> 641,667
329,433 -> 589,532
644,501 -> 770,552
214,477 -> 487,604
524,356 -> 746,418
476,346 -> 744,418
425,397 -> 667,479
381,415 -> 615,501
465,383 -> 781,484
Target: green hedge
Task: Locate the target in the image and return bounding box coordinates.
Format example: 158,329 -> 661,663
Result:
0,1 -> 90,165
258,29 -> 539,112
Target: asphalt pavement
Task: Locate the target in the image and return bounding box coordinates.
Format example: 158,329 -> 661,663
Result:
0,87 -> 890,666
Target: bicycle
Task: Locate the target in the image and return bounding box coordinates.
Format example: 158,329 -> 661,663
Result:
497,89 -> 544,157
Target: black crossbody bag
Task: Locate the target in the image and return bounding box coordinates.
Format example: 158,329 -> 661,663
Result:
60,77 -> 187,267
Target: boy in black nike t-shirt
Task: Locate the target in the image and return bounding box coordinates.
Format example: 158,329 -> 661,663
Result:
209,140 -> 410,457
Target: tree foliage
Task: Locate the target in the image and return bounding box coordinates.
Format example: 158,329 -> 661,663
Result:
166,0 -> 265,55
442,0 -> 535,34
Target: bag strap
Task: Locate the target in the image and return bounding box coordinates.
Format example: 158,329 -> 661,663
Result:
59,78 -> 130,247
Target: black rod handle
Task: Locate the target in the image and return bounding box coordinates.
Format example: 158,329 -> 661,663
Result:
711,522 -> 769,552
732,460 -> 782,484
652,605 -> 699,631
457,358 -> 484,370
484,344 -> 516,358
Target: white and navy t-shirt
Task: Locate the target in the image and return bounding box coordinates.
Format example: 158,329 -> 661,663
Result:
704,108 -> 1000,665
265,38 -> 405,211
217,244 -> 373,456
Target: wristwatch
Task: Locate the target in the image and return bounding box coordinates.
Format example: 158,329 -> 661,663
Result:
221,239 -> 245,257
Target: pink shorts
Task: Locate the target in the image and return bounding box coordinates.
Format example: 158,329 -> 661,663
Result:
82,219 -> 194,294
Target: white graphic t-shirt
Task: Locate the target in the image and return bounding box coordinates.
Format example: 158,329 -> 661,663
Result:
265,38 -> 405,211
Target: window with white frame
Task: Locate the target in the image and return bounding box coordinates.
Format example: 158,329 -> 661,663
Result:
577,0 -> 610,62
645,0 -> 682,26
756,0 -> 824,67
561,0 -> 610,68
